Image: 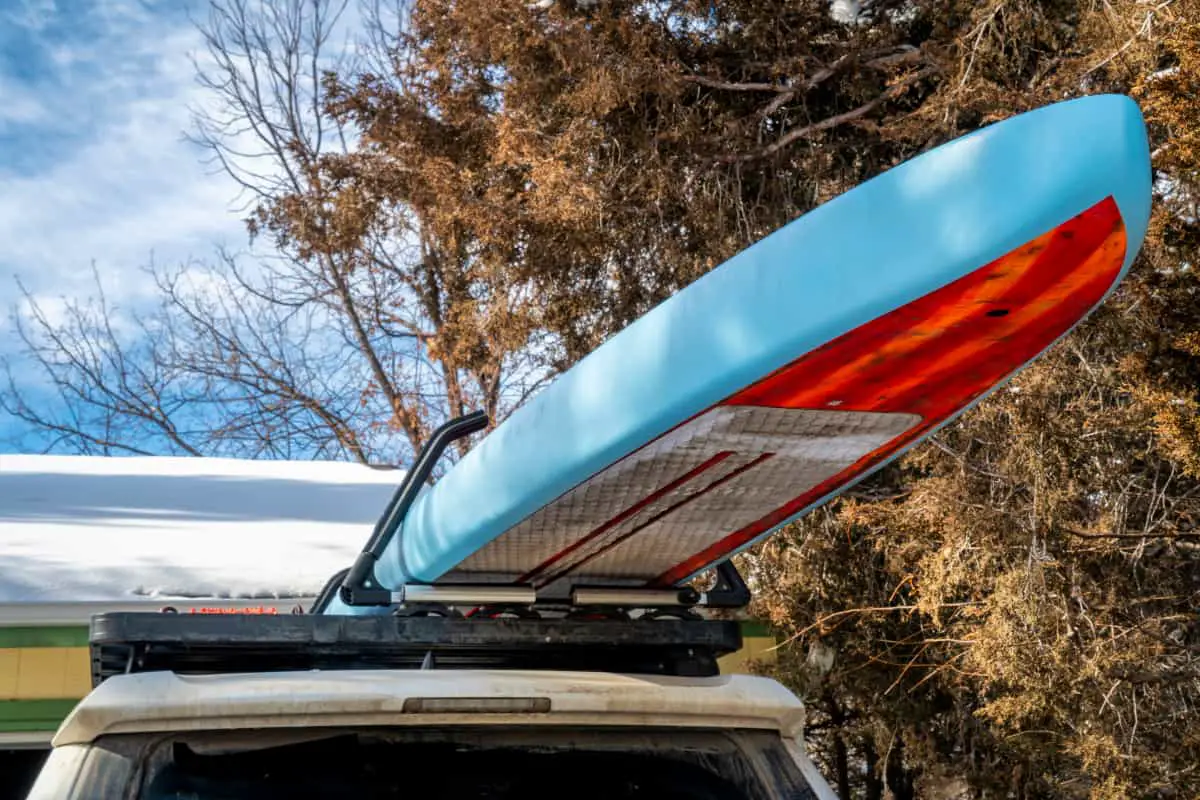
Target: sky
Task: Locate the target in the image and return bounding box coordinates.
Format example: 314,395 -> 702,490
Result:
0,0 -> 886,453
0,0 -> 252,445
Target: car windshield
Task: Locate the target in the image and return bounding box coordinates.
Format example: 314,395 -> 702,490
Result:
78,727 -> 818,799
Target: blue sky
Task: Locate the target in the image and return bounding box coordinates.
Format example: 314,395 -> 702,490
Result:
0,0 -> 250,446
0,0 -> 247,336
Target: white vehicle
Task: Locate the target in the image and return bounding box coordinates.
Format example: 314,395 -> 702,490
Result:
24,610 -> 838,799
11,426 -> 839,798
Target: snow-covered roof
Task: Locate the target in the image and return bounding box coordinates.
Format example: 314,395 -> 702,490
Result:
0,454 -> 403,603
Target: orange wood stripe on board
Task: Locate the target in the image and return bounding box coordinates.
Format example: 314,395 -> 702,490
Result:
652,197 -> 1126,586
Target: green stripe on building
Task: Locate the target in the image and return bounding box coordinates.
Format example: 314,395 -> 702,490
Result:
0,628 -> 90,649
0,700 -> 79,733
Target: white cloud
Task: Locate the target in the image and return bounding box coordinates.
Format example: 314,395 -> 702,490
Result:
0,74 -> 50,129
17,293 -> 71,331
1,0 -> 58,33
0,1 -> 247,327
0,0 -> 371,450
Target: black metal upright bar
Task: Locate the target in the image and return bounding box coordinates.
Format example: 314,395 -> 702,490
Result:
339,410 -> 489,606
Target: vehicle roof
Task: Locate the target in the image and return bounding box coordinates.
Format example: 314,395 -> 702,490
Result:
53,668 -> 805,747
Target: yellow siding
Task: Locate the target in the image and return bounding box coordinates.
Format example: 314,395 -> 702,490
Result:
0,634 -> 776,699
0,648 -> 91,701
718,635 -> 778,675
0,650 -> 18,698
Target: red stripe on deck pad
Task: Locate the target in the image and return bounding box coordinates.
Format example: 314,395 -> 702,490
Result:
518,451 -> 737,584
535,452 -> 776,588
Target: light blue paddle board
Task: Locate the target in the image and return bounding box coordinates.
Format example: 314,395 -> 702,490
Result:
325,93 -> 1151,613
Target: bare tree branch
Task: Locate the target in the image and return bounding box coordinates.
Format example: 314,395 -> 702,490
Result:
717,65 -> 941,164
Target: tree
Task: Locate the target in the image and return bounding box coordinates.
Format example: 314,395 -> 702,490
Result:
323,0 -> 953,364
7,0 -> 1200,795
318,1 -> 1200,796
2,0 -> 549,463
746,4 -> 1200,798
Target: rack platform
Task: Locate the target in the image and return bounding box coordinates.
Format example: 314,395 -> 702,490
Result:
88,612 -> 743,687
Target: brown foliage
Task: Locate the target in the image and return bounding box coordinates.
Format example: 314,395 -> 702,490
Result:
7,0 -> 1200,796
321,0 -> 962,364
747,4 -> 1200,797
312,0 -> 1200,796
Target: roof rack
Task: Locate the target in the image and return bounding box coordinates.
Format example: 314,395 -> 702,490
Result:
88,612 -> 742,687
312,560 -> 751,615
84,410 -> 758,688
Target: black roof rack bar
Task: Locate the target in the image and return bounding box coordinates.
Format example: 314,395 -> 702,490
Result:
88,612 -> 742,686
341,410 -> 489,607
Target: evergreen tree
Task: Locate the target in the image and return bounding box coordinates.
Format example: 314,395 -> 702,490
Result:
8,2 -> 1200,795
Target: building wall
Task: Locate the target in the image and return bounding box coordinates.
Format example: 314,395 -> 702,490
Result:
0,627 -> 90,744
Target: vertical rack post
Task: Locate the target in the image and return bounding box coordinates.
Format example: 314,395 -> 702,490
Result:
339,411 -> 489,607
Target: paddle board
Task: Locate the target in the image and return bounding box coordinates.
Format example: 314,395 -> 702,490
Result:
326,93 -> 1152,610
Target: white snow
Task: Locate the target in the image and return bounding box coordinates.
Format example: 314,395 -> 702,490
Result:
0,454 -> 404,603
